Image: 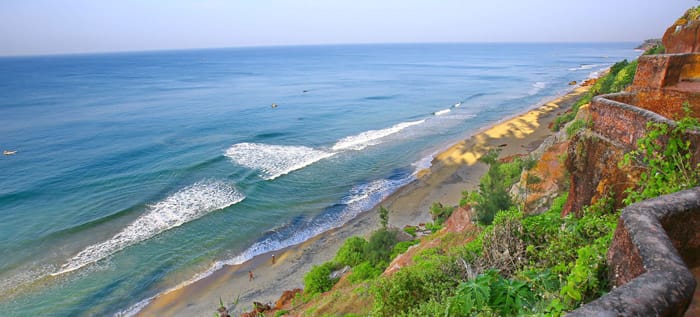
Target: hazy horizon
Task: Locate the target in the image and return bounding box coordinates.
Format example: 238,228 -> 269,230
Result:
0,0 -> 696,57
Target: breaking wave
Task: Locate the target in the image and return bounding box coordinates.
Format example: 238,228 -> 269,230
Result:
331,120 -> 425,151
52,180 -> 245,276
434,108 -> 451,116
225,143 -> 335,180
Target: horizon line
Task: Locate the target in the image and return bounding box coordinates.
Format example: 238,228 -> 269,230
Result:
0,40 -> 646,59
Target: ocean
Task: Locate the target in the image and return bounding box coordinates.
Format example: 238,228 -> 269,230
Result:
0,43 -> 638,316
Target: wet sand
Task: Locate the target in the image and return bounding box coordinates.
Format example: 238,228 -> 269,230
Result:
135,85 -> 590,316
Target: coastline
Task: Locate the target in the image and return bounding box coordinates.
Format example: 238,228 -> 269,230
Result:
134,85 -> 591,317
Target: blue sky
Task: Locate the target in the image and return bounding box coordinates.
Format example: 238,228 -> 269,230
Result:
0,0 -> 696,56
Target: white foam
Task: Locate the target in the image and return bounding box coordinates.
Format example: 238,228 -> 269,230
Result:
433,108 -> 451,116
411,153 -> 435,173
453,102 -> 462,108
52,180 -> 244,276
331,120 -> 425,151
569,63 -> 606,71
225,143 -> 335,180
529,81 -> 547,95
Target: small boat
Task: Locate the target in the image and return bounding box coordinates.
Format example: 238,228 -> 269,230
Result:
3,150 -> 17,155
271,103 -> 278,108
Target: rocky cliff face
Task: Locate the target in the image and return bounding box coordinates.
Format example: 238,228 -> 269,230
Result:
663,17 -> 700,54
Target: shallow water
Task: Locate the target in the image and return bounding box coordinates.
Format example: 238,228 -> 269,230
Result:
0,43 -> 638,316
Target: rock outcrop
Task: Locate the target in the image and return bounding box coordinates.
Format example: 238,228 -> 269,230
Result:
663,11 -> 700,54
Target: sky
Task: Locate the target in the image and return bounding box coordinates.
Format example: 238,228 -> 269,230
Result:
0,0 -> 697,56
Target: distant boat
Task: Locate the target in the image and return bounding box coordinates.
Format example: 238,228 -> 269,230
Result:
271,103 -> 278,108
3,150 -> 17,155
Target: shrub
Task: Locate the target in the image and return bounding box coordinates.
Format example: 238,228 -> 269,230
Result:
304,262 -> 339,295
348,261 -> 383,283
334,236 -> 368,267
472,150 -> 522,225
403,226 -> 417,237
364,229 -> 399,267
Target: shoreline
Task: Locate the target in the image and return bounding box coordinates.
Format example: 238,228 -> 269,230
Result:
134,85 -> 591,316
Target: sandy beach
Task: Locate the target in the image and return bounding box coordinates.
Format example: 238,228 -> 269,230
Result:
135,85 -> 590,317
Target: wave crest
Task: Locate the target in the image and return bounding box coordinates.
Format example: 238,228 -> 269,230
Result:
225,143 -> 334,180
52,180 -> 244,276
331,120 -> 425,151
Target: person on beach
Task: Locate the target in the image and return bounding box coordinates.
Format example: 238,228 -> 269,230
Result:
271,254 -> 276,265
249,270 -> 254,281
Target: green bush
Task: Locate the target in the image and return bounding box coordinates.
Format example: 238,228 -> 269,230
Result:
303,262 -> 339,295
364,229 -> 399,267
348,261 -> 383,283
403,226 -> 417,237
371,262 -> 457,316
334,236 -> 368,267
471,150 -> 522,225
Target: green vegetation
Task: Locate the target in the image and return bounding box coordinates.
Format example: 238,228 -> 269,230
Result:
566,119 -> 592,137
461,150 -> 523,225
304,262 -> 340,295
429,202 -> 455,225
553,59 -> 638,131
621,104 -> 700,204
379,205 -> 390,230
365,192 -> 619,316
643,44 -> 665,55
302,207 -> 411,296
676,6 -> 700,26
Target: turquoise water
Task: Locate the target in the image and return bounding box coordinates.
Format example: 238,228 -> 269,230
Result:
0,43 -> 638,316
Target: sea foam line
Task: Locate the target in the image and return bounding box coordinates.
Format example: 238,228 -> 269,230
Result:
52,180 -> 245,277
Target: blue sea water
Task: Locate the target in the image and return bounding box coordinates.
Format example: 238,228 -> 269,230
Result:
0,43 -> 638,316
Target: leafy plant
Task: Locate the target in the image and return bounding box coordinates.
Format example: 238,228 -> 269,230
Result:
621,104 -> 700,204
403,226 -> 417,237
304,262 -> 340,295
445,272 -> 492,316
334,236 -> 368,267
